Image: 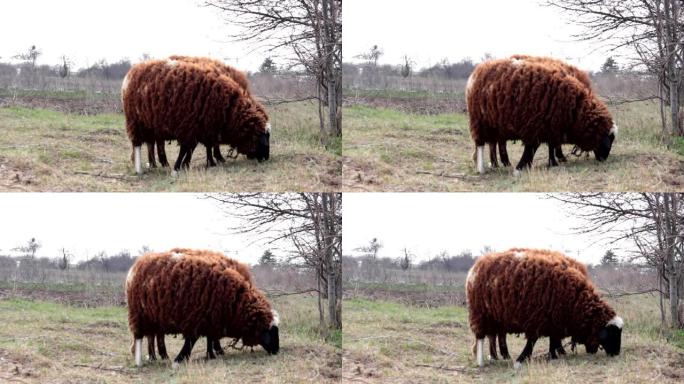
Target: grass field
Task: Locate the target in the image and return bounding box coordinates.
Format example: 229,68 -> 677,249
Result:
0,101 -> 340,192
343,293 -> 684,383
343,101 -> 684,191
0,293 -> 340,383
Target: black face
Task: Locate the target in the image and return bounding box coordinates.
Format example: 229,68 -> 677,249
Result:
247,132 -> 270,162
598,324 -> 622,356
594,132 -> 615,161
259,326 -> 279,355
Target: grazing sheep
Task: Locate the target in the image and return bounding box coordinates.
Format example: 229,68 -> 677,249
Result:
489,56 -> 595,168
126,249 -> 279,367
122,59 -> 270,174
466,248 -> 622,368
466,56 -> 617,174
140,248 -> 255,361
164,56 -> 268,165
482,248 -> 589,361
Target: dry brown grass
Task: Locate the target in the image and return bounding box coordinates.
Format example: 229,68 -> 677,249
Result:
343,294 -> 684,383
0,294 -> 340,383
0,102 -> 340,192
343,101 -> 684,192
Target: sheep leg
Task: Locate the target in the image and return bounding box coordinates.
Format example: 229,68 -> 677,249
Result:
213,338 -> 225,355
173,146 -> 187,172
213,145 -> 226,164
147,335 -> 157,361
205,145 -> 217,167
498,333 -> 510,360
487,334 -> 499,360
514,144 -> 537,171
157,140 -> 169,167
206,337 -> 217,359
549,337 -> 565,359
499,141 -> 511,167
488,143 -> 499,168
172,337 -> 197,367
147,142 -> 157,168
514,337 -> 537,369
157,333 -> 169,360
548,144 -> 559,167
134,146 -> 143,175
182,146 -> 195,169
555,146 -> 567,163
476,145 -> 485,174
476,338 -> 485,367
134,338 -> 143,367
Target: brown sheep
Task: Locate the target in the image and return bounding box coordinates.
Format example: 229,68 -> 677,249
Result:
466,248 -> 623,368
163,56 -> 268,165
126,249 -> 279,367
481,248 -> 589,361
140,248 -> 255,362
122,59 -> 270,174
490,56 -> 595,168
466,57 -> 617,174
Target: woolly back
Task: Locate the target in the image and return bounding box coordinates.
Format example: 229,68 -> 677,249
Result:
168,248 -> 254,285
509,55 -> 592,91
466,249 -> 615,340
122,59 -> 268,156
466,58 -> 613,150
168,55 -> 252,96
126,250 -> 274,340
168,56 -> 270,127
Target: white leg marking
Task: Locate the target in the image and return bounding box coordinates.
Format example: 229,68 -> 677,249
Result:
477,338 -> 484,367
514,361 -> 522,370
172,361 -> 180,369
134,146 -> 142,174
513,169 -> 522,177
477,146 -> 485,174
135,338 -> 143,367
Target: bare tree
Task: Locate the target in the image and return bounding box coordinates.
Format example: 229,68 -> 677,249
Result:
552,193 -> 684,328
400,55 -> 414,78
545,0 -> 684,141
354,238 -> 382,260
58,55 -> 72,78
207,193 -> 342,334
13,45 -> 41,71
400,248 -> 413,271
204,0 -> 342,142
355,45 -> 384,68
58,247 -> 71,270
12,238 -> 40,259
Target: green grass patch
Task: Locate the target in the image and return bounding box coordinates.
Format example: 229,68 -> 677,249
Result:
344,100 -> 684,192
0,102 -> 339,192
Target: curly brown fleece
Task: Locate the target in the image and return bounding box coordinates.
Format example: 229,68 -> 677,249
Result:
122,59 -> 269,158
467,249 -> 615,349
135,248 -> 256,358
126,250 -> 275,347
467,57 -> 613,153
478,248 -> 589,357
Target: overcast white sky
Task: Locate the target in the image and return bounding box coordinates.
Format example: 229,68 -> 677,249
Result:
343,193 -> 633,265
344,0 -> 620,72
0,194 -> 288,264
0,0 -> 270,71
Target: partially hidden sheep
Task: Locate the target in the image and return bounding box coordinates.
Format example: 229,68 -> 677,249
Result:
126,249 -> 279,367
139,248 -> 255,362
466,248 -> 622,368
163,56 -> 269,166
466,56 -> 617,174
489,56 -> 595,168
481,248 -> 589,361
122,59 -> 270,174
